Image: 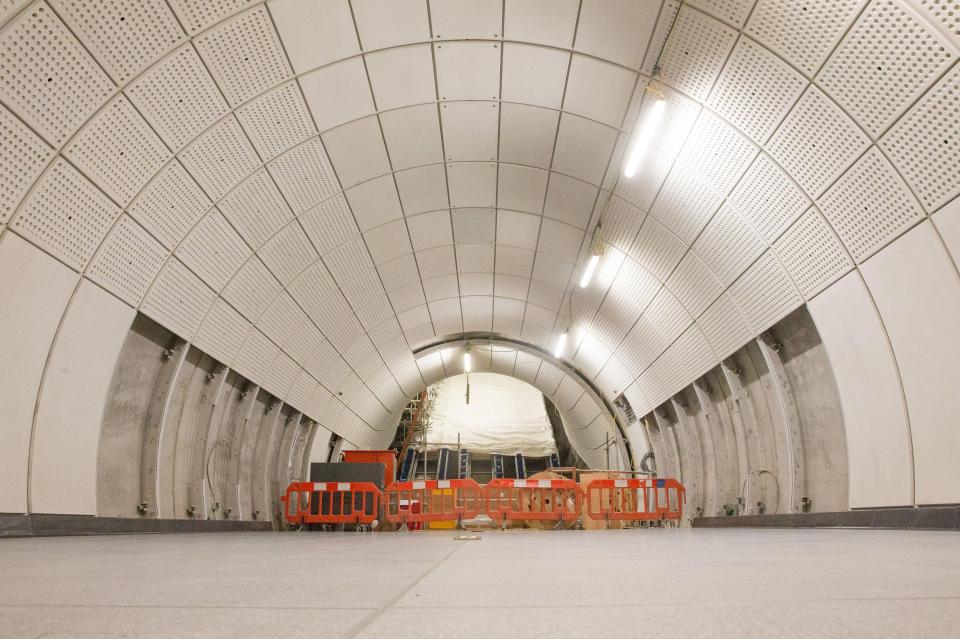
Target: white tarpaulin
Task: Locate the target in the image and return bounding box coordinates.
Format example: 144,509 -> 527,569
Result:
424,373 -> 557,456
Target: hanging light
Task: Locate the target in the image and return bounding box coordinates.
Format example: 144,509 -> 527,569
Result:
623,87 -> 666,179
554,331 -> 568,358
463,351 -> 472,373
579,253 -> 600,288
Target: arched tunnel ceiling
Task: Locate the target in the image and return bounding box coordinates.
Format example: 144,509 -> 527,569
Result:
0,0 -> 958,448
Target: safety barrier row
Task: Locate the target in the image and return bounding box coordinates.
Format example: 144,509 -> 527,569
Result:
281,477 -> 684,527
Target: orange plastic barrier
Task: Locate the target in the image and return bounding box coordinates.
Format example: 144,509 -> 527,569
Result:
483,478 -> 582,525
281,481 -> 381,526
384,479 -> 483,526
583,478 -> 684,522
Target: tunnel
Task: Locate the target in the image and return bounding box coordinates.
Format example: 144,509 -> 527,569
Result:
1,0 -> 959,636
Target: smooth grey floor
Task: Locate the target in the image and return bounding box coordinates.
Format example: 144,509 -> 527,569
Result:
1,528 -> 958,638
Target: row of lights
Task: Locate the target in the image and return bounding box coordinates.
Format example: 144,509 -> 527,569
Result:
553,87 -> 666,362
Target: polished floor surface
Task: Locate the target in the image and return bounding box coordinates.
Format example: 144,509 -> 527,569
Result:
1,528 -> 958,638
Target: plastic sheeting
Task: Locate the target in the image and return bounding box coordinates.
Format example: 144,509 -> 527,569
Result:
424,373 -> 557,456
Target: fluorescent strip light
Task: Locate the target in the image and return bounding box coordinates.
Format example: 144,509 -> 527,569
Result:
579,254 -> 600,288
463,352 -> 472,373
623,96 -> 666,178
554,332 -> 568,358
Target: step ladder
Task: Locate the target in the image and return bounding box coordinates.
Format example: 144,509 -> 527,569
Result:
436,448 -> 451,480
514,453 -> 527,479
548,453 -> 561,468
457,449 -> 471,478
491,453 -> 505,479
398,447 -> 419,481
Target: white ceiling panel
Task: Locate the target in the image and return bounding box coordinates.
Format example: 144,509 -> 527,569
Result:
380,104 -> 444,170
300,57 -> 374,133
495,246 -> 536,277
422,273 -> 460,300
378,253 -> 422,290
268,0 -> 360,73
447,162 -> 497,208
494,273 -> 531,299
322,116 -> 391,187
543,174 -> 599,229
496,210 -> 541,249
352,0 -> 431,50
435,42 -> 501,101
417,245 -> 458,278
364,219 -> 413,264
430,0 -> 502,39
564,55 -> 637,128
452,208 -> 496,245
499,103 -> 560,168
574,0 -> 658,69
395,164 -> 450,214
299,193 -> 359,254
456,244 -> 496,272
498,165 -> 548,214
344,175 -> 402,231
504,0 -> 579,48
365,44 -> 437,111
552,114 -> 619,184
459,272 -> 494,296
537,218 -> 584,262
500,43 -> 570,110
441,101 -> 499,162
658,5 -> 738,102
407,210 -> 454,251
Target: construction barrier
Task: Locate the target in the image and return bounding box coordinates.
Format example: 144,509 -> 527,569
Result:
384,479 -> 483,527
281,481 -> 381,526
483,478 -> 582,525
583,478 -> 684,522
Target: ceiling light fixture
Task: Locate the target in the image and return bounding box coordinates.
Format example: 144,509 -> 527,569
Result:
554,331 -> 568,358
623,86 -> 666,179
463,351 -> 472,373
579,254 -> 600,288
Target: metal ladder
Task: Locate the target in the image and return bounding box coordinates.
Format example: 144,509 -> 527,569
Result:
436,448 -> 451,480
398,448 -> 419,481
457,449 -> 471,478
491,453 -> 505,479
514,453 -> 527,479
548,453 -> 561,468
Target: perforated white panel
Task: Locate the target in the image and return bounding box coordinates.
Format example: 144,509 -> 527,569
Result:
193,6 -> 292,107
63,96 -> 171,206
672,322 -> 717,379
234,328 -> 278,383
630,217 -> 687,282
13,158 -> 119,270
141,258 -> 216,338
645,288 -> 693,344
193,297 -> 250,365
288,261 -> 337,314
678,110 -> 758,196
819,147 -> 924,262
687,0 -> 756,28
746,0 -> 867,77
818,0 -> 956,138
51,0 -> 184,84
658,6 -> 738,102
235,81 -> 316,161
125,44 -> 230,152
880,63 -> 960,212
696,292 -> 752,359
666,251 -> 724,318
693,203 -> 765,285
175,209 -> 251,290
766,86 -> 871,198
258,292 -> 304,347
178,116 -> 260,200
649,166 -> 724,244
707,36 -> 808,144
222,256 -> 281,322
126,160 -> 210,249
0,105 -> 52,224
167,0 -> 256,35
258,222 -> 318,284
728,250 -> 801,332
0,3 -> 114,146
774,206 -> 853,299
268,137 -> 341,215
914,0 -> 960,44
219,169 -> 293,249
87,214 -> 168,306
728,152 -> 810,243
